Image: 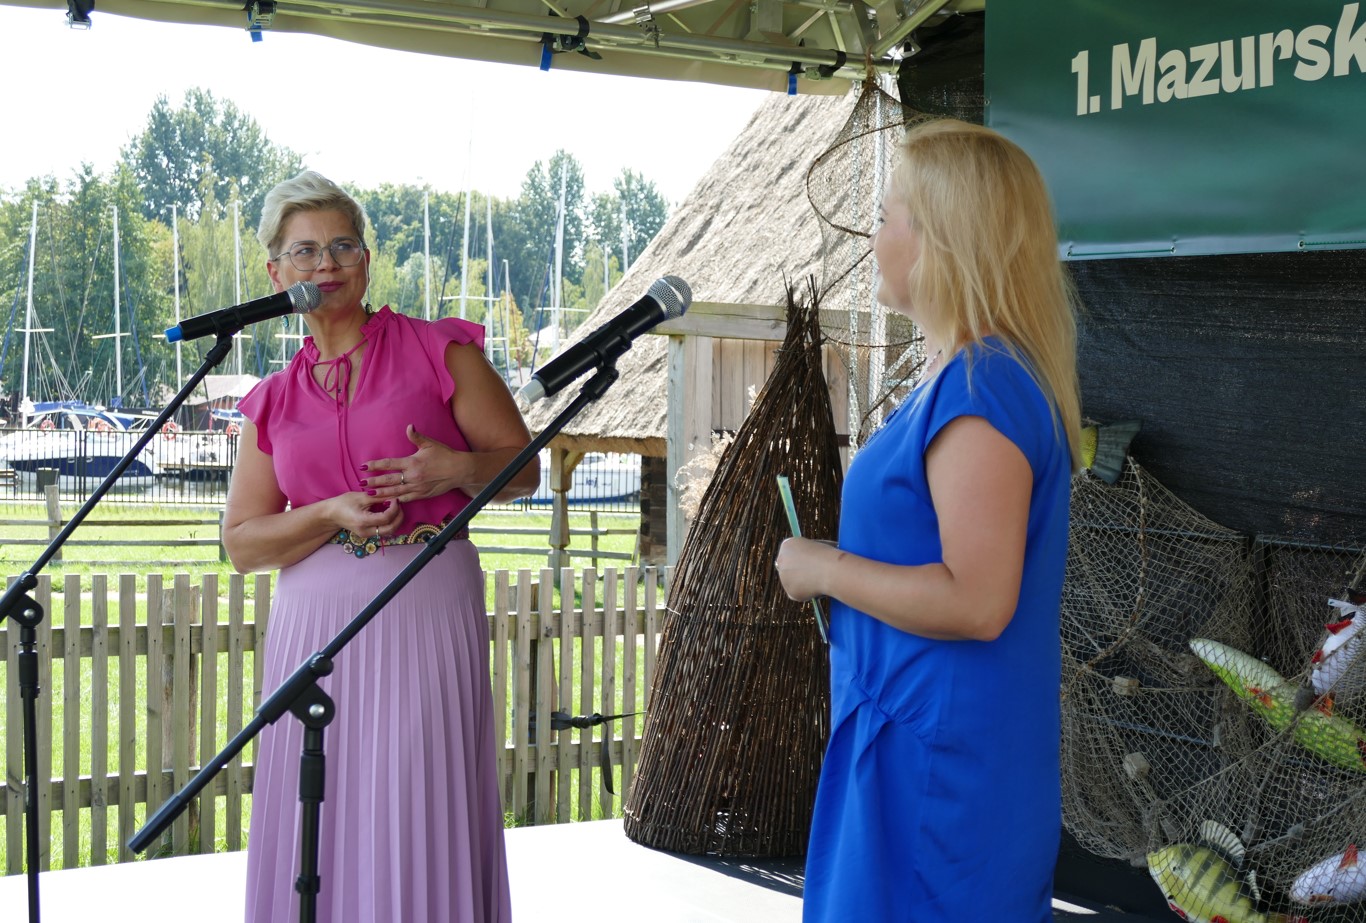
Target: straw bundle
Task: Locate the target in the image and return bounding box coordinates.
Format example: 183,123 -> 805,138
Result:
622,279 -> 841,856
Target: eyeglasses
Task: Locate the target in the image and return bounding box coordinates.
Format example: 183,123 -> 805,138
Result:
271,238 -> 366,271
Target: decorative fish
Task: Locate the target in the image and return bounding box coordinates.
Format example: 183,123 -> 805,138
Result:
1291,843 -> 1366,905
1078,419 -> 1141,484
1147,822 -> 1306,923
1310,592 -> 1366,701
1190,638 -> 1366,773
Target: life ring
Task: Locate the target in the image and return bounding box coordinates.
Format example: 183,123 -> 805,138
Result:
161,420 -> 180,440
225,422 -> 241,437
38,417 -> 55,431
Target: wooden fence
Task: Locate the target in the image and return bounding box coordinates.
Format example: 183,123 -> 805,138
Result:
0,565 -> 667,874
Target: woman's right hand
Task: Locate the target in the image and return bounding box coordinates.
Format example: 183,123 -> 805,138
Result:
775,536 -> 840,603
329,491 -> 404,539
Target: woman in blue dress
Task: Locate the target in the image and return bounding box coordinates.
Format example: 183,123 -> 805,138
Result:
775,118 -> 1082,920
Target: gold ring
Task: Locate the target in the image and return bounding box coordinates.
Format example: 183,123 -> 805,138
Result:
400,473 -> 406,485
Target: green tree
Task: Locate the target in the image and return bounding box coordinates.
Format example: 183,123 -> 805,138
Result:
179,174 -> 276,378
122,88 -> 303,230
0,167 -> 171,407
588,168 -> 669,271
579,241 -> 623,319
486,291 -> 534,382
505,152 -> 586,326
356,183 -> 474,317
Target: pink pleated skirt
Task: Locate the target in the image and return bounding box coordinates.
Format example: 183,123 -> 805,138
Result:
243,540 -> 511,922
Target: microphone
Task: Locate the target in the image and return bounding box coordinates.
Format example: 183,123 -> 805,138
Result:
164,281 -> 323,343
517,275 -> 692,406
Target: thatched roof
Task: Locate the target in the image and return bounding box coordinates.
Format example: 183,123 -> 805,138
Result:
524,89 -> 860,457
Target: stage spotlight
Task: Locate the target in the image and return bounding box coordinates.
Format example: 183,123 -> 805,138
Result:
66,0 -> 94,28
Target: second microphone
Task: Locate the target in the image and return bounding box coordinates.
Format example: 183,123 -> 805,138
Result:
518,275 -> 692,406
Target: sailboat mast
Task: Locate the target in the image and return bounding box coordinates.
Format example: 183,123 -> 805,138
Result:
485,196 -> 494,330
21,201 -> 37,417
502,258 -> 514,387
459,189 -> 471,320
234,200 -> 243,376
113,204 -> 122,401
423,189 -> 433,320
553,164 -> 566,352
172,203 -> 183,389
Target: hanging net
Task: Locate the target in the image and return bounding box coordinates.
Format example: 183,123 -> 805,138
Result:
622,280 -> 842,856
803,24 -> 986,450
803,77 -> 932,449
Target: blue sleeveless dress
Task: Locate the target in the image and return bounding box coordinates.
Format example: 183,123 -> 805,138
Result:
803,339 -> 1071,921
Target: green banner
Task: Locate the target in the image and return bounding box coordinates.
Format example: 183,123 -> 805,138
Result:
987,2 -> 1366,259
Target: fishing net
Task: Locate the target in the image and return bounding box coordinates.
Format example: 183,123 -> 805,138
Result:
800,20 -> 985,449
1062,450 -> 1366,916
622,280 -> 842,856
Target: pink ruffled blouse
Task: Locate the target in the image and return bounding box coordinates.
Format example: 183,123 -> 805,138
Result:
237,306 -> 484,537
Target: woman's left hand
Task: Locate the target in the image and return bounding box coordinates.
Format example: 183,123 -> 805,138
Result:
362,424 -> 468,502
775,536 -> 839,603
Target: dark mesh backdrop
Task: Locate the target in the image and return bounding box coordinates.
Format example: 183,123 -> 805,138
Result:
1073,250 -> 1366,545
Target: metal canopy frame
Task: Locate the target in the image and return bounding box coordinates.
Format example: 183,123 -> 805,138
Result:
6,0 -> 983,93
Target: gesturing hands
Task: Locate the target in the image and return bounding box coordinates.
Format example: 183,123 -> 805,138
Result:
332,490 -> 404,540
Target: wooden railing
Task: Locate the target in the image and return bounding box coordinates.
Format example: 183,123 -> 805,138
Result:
0,491 -> 636,569
0,565 -> 667,873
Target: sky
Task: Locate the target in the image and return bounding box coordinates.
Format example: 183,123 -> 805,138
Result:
0,4 -> 772,205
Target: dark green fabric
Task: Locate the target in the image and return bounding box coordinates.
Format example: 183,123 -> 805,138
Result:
989,2 -> 1366,258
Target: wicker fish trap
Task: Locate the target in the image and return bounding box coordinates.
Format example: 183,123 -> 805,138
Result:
622,280 -> 841,857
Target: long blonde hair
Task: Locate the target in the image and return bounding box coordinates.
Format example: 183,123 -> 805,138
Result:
890,118 -> 1082,471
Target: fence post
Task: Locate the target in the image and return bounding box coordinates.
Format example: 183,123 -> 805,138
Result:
162,581 -> 199,854
42,477 -> 60,562
218,509 -> 229,564
590,511 -> 600,570
547,448 -> 585,572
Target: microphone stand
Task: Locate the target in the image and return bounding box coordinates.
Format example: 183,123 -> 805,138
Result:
0,331 -> 241,923
130,362 -> 623,923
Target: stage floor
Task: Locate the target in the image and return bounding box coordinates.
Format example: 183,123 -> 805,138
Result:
0,819 -> 1156,921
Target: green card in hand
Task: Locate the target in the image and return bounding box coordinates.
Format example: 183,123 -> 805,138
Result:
776,475 -> 829,644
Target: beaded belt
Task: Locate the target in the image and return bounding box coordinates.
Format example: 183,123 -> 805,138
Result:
328,519 -> 469,559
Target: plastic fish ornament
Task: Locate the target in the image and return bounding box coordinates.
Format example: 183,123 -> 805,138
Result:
1190,638 -> 1366,773
1310,591 -> 1366,701
1078,419 -> 1141,484
1147,821 -> 1306,923
1291,843 -> 1366,905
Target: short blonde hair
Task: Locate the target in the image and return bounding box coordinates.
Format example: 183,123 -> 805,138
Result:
257,170 -> 368,256
888,118 -> 1082,470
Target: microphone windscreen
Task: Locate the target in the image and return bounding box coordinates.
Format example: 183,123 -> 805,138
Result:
289,281 -> 324,313
651,276 -> 692,319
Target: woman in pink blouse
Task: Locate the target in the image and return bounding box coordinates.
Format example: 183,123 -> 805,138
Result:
224,171 -> 537,922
